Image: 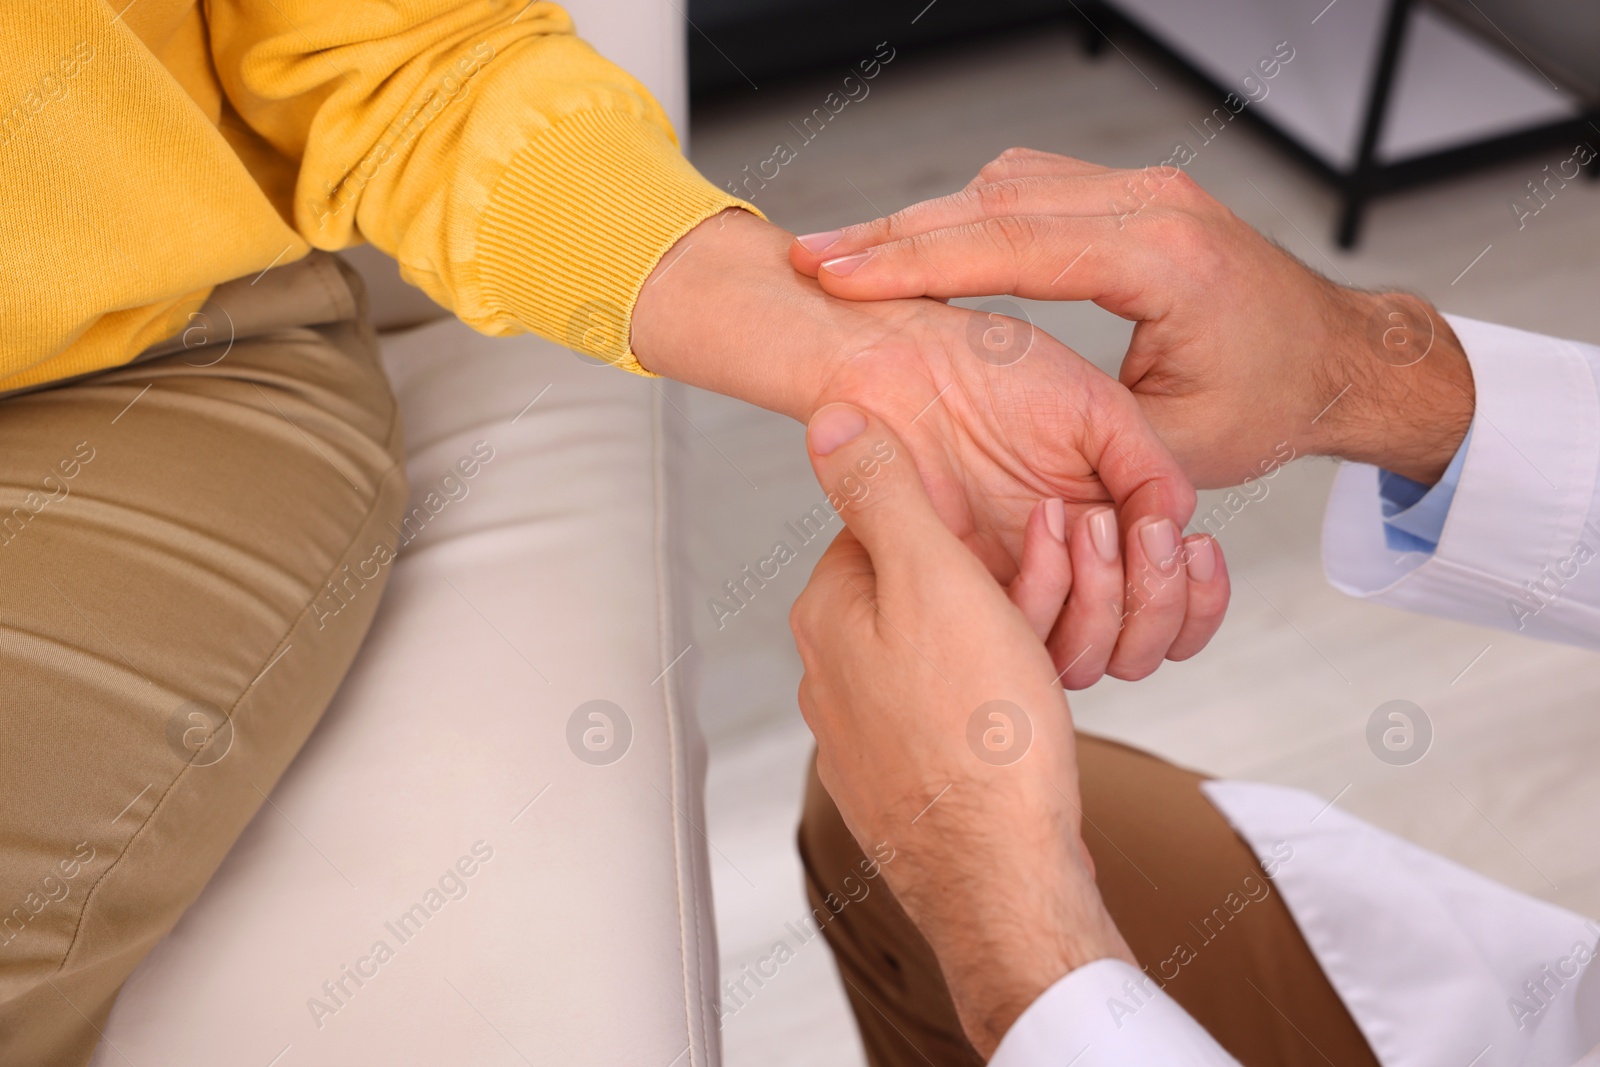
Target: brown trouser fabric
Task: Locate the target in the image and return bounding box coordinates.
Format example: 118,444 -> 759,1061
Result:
799,736 -> 1382,1066
0,253 -> 408,1065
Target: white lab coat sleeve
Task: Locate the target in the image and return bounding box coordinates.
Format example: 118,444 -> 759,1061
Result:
988,959 -> 1240,1067
1322,315 -> 1600,647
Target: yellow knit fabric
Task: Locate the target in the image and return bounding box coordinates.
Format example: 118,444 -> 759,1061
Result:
0,0 -> 753,389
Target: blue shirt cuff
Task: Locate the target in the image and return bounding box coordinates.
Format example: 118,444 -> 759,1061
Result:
1378,424 -> 1473,553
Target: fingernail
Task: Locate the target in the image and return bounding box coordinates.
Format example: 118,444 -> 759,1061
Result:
809,404 -> 867,456
1185,537 -> 1217,582
1138,519 -> 1178,564
821,252 -> 871,276
1089,508 -> 1117,562
1044,498 -> 1066,543
797,230 -> 843,253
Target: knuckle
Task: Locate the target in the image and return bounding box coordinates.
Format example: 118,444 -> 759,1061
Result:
978,146 -> 1031,181
904,227 -> 947,267
1187,236 -> 1229,287
1176,169 -> 1227,217
878,202 -> 939,243
814,759 -> 839,802
1152,211 -> 1222,281
788,593 -> 815,643
974,177 -> 1027,218
982,213 -> 1038,260
889,187 -> 964,233
1157,165 -> 1200,202
874,211 -> 910,242
845,212 -> 906,246
792,633 -> 819,674
795,679 -> 815,726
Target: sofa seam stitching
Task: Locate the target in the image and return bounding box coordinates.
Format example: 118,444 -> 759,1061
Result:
653,379 -> 705,1066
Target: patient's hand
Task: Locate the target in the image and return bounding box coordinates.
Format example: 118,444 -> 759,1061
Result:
634,210 -> 1227,685
788,149 -> 1475,488
812,293 -> 1228,683
790,402 -> 1135,1056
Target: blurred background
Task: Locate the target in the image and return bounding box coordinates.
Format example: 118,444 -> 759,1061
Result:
674,1 -> 1600,1064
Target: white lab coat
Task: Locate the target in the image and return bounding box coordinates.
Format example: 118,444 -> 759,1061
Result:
991,317 -> 1600,1067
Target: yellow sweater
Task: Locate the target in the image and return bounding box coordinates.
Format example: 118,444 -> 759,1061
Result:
0,0 -> 749,389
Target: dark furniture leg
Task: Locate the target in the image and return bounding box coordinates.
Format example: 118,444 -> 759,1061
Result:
1338,0 -> 1415,248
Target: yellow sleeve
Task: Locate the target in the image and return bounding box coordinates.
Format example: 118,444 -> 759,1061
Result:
206,1 -> 756,374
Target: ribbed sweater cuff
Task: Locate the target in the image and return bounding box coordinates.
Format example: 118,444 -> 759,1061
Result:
474,108 -> 757,376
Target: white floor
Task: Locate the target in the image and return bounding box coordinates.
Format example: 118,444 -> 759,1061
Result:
677,24 -> 1600,1066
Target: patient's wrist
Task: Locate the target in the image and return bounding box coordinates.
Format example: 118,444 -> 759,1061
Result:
1308,289 -> 1475,485
630,209 -> 861,421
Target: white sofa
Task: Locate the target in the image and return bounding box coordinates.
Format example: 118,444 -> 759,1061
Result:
93,5 -> 725,1065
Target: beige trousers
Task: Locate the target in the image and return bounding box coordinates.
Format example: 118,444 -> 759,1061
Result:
799,737 -> 1383,1067
0,253 -> 408,1065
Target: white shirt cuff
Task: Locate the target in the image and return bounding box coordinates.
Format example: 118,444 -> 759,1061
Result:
1321,314 -> 1600,645
989,959 -> 1240,1067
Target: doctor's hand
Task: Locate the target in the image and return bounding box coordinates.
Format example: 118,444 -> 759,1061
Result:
788,149 -> 1475,488
791,402 -> 1136,1057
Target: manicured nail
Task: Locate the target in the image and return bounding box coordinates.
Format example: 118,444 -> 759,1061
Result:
809,404 -> 867,456
1138,519 -> 1178,564
821,252 -> 871,276
1044,498 -> 1066,543
797,230 -> 843,253
1185,536 -> 1217,582
1089,508 -> 1117,562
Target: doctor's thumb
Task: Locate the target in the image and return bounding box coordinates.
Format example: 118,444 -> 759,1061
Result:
806,403 -> 950,571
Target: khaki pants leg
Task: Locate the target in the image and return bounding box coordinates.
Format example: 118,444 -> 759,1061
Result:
0,253 -> 408,1066
797,735 -> 1381,1067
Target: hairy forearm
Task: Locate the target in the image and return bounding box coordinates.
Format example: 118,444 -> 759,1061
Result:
933,884 -> 1134,1057
1306,287 -> 1476,484
891,807 -> 1135,1058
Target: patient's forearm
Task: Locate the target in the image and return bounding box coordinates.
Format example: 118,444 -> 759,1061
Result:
630,210 -> 908,422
